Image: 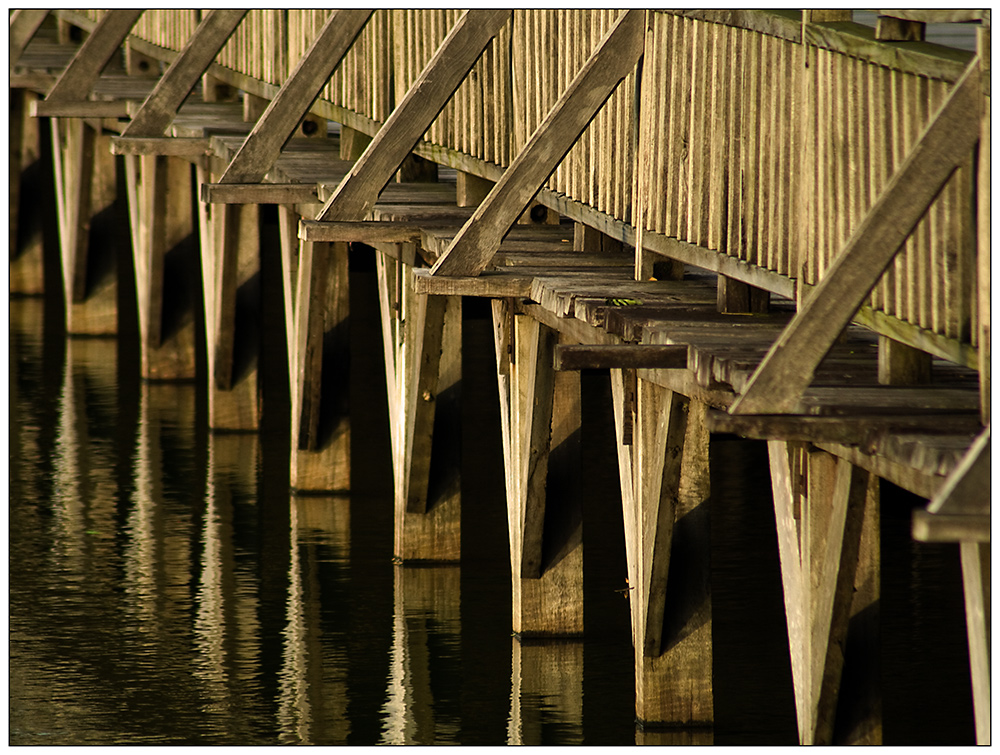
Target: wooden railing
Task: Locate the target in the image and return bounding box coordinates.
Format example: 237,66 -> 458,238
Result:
59,9 -> 984,364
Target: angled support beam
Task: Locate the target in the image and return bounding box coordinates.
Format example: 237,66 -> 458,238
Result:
220,9 -> 373,183
429,9 -> 644,277
912,426 -> 991,542
731,58 -> 982,415
10,10 -> 51,65
317,9 -> 512,221
123,10 -> 247,138
45,10 -> 144,101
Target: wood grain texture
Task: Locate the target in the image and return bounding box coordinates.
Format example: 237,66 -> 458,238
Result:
732,59 -> 982,415
46,10 -> 144,101
431,9 -> 644,277
10,10 -> 52,65
221,10 -> 372,183
124,10 -> 247,137
318,9 -> 511,222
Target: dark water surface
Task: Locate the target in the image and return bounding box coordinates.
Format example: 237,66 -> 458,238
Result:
8,267 -> 977,744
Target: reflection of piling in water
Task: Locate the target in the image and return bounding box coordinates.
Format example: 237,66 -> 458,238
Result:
278,496 -> 351,744
8,8 -> 990,744
507,640 -> 583,746
382,565 -> 461,745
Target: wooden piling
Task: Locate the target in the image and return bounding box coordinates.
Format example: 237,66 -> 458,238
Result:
767,442 -> 881,744
495,306 -> 584,637
51,118 -> 120,335
377,250 -> 462,562
612,370 -> 713,726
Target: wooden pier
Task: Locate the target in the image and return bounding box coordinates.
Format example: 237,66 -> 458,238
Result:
9,8 -> 990,744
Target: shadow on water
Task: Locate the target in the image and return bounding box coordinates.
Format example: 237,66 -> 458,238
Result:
8,260 -> 978,744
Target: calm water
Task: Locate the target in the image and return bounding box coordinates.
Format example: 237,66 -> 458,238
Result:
8,261 -> 978,745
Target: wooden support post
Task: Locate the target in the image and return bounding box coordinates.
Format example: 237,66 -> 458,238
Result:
877,336 -> 932,385
201,74 -> 236,103
283,227 -> 351,492
123,10 -> 248,138
875,15 -> 926,41
124,154 -> 199,379
339,125 -> 371,162
376,250 -> 462,562
220,10 -> 373,184
9,10 -> 50,66
717,276 -> 770,314
767,442 -> 881,744
397,153 -> 439,184
124,43 -> 161,77
9,89 -> 49,295
456,172 -> 493,208
243,93 -> 269,124
194,167 -> 262,427
912,426 -> 990,743
961,541 -> 991,745
493,305 -> 584,637
573,222 -> 624,255
430,10 -> 644,277
611,369 -> 712,726
732,58 -> 982,415
45,10 -> 144,102
318,9 -> 512,222
50,117 -> 119,335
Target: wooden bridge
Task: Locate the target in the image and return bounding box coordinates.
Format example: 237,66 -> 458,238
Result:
9,8 -> 990,744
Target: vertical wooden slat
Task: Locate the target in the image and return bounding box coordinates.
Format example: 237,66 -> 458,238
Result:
743,29 -> 762,265
761,35 -> 778,269
666,16 -> 687,240
705,22 -> 723,252
729,26 -> 746,262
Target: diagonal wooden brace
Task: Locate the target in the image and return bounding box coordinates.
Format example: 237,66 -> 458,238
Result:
731,58 -> 982,415
317,9 -> 512,222
45,10 -> 144,102
429,9 -> 645,277
220,9 -> 373,184
123,10 -> 248,138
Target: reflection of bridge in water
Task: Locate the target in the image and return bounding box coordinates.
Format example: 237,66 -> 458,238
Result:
9,9 -> 990,744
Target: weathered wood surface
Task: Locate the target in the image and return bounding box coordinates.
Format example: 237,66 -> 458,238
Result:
202,183 -> 319,205
45,10 -> 144,102
318,9 -> 511,222
10,10 -> 51,66
220,9 -> 372,184
123,10 -> 247,137
768,443 -> 881,744
912,426 -> 990,542
430,9 -> 644,277
731,58 -> 982,415
553,344 -> 688,371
